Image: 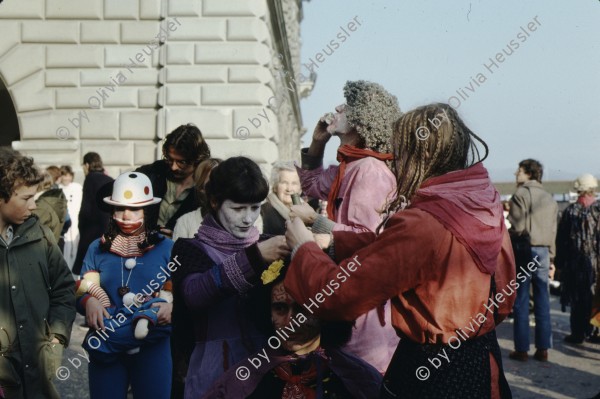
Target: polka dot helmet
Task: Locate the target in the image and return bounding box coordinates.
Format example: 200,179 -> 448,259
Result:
103,172 -> 161,207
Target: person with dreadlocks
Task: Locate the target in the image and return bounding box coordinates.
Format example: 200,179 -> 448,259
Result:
77,172 -> 174,399
284,103 -> 515,398
289,80 -> 402,374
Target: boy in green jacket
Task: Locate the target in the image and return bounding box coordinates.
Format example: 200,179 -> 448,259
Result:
0,148 -> 75,399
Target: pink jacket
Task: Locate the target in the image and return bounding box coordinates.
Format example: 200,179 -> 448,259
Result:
297,154 -> 399,373
298,157 -> 396,233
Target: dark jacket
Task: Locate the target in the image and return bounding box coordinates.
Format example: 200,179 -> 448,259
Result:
136,160 -> 198,231
555,201 -> 600,310
33,188 -> 68,242
0,216 -> 75,399
260,201 -> 287,236
73,171 -> 113,275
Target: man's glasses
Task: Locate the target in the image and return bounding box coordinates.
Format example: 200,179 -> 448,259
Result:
163,156 -> 194,168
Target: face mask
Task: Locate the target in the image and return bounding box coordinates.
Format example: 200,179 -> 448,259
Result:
114,217 -> 144,234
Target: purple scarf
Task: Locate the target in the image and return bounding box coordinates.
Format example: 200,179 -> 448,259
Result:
195,213 -> 259,262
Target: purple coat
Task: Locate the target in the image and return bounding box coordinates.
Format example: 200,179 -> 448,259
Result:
171,231 -> 272,399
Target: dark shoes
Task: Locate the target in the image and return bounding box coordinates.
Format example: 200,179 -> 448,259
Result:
508,351 -> 528,361
587,335 -> 600,344
564,334 -> 584,344
509,349 -> 548,362
533,349 -> 548,362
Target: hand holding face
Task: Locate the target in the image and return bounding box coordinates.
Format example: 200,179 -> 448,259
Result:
312,117 -> 332,144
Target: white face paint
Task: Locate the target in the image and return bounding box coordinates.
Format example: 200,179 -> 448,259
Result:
216,199 -> 262,238
327,103 -> 352,135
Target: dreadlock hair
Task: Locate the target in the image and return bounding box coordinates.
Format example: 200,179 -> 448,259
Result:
386,103 -> 489,213
99,207 -> 164,253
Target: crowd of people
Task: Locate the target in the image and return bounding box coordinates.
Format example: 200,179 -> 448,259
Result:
0,80 -> 599,399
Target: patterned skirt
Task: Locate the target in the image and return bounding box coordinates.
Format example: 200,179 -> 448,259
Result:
380,330 -> 512,399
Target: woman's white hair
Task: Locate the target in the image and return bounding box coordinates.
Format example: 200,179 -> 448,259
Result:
270,161 -> 297,187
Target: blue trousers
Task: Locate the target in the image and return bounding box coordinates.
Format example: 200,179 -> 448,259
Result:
513,246 -> 552,352
88,336 -> 172,399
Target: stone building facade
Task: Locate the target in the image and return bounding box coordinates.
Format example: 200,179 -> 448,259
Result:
0,0 -> 311,179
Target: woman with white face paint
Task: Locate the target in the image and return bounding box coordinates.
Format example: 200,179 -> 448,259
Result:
77,172 -> 175,399
170,157 -> 290,399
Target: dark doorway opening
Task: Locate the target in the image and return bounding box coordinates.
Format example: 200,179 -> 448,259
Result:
0,76 -> 20,147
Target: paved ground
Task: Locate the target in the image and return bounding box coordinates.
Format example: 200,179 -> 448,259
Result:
497,296 -> 600,399
56,296 -> 600,398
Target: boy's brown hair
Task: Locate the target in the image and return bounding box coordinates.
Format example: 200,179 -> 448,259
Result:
0,148 -> 43,201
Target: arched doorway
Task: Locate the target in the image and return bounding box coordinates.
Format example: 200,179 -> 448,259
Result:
0,76 -> 20,147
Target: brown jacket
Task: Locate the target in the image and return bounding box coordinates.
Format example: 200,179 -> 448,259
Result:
285,208 -> 516,344
285,209 -> 516,399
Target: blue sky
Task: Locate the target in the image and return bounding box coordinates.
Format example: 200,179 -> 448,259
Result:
298,0 -> 600,182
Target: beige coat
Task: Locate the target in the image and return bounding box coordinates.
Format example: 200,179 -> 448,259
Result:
509,180 -> 558,257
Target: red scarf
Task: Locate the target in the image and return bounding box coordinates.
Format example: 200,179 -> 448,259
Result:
410,163 -> 505,275
577,193 -> 597,208
273,348 -> 328,399
327,145 -> 393,219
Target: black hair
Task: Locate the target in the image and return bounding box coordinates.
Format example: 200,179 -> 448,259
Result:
99,208 -> 164,252
163,124 -> 211,164
518,159 -> 543,183
204,157 -> 269,212
83,152 -> 104,172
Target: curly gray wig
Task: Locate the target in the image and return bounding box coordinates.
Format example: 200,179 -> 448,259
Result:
343,80 -> 401,154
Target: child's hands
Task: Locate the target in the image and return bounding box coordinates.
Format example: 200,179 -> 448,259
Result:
86,297 -> 111,331
151,302 -> 173,325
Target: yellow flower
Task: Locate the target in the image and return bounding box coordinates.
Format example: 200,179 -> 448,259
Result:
261,260 -> 284,285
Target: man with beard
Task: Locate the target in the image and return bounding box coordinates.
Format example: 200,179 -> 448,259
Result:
137,124 -> 211,238
288,80 -> 402,373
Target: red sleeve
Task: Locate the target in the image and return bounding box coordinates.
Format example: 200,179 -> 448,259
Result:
492,230 -> 517,324
284,209 -> 439,320
332,230 -> 376,261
